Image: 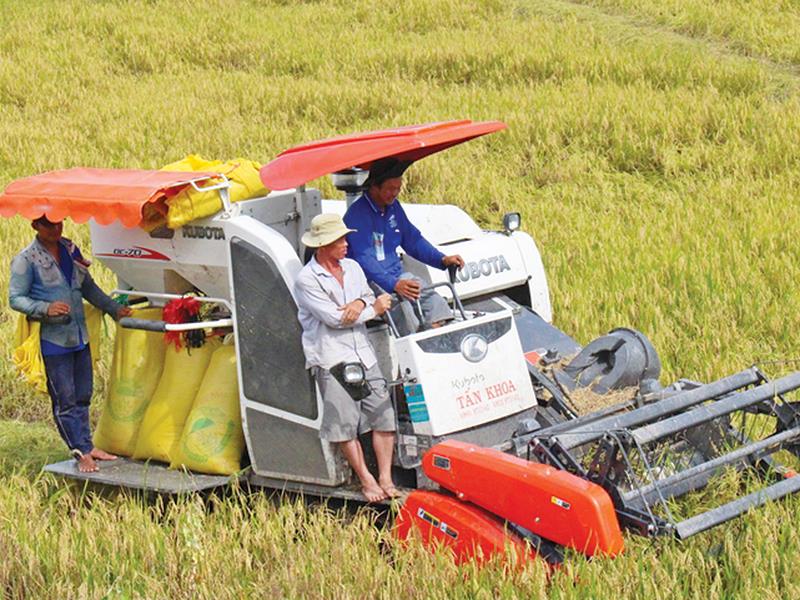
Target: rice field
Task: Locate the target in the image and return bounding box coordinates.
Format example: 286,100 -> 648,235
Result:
3,0 -> 800,597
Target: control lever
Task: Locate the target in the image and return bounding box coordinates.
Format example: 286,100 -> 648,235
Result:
386,291 -> 427,334
447,264 -> 458,284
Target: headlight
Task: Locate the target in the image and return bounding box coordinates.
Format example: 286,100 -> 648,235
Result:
502,212 -> 521,234
461,333 -> 489,363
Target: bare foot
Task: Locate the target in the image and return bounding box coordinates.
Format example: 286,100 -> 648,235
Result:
358,472 -> 387,502
361,482 -> 387,503
379,479 -> 401,498
90,448 -> 118,461
77,454 -> 99,473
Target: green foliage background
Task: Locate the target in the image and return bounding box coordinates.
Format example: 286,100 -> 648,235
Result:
2,0 -> 800,597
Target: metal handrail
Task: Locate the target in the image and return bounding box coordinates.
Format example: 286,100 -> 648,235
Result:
422,281 -> 467,321
111,289 -> 232,311
119,317 -> 233,332
188,173 -> 232,213
188,173 -> 230,194
384,280 -> 469,337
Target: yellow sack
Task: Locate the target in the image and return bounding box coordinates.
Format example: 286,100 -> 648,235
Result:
162,154 -> 223,173
160,155 -> 266,229
132,338 -> 220,464
93,308 -> 166,457
170,344 -> 244,475
224,158 -> 266,200
12,314 -> 47,394
11,302 -> 104,394
83,303 -> 103,368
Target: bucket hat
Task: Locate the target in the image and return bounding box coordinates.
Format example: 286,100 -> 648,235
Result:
301,213 -> 356,248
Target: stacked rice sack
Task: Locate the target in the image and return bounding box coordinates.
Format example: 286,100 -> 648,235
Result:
132,338 -> 220,463
94,310 -> 245,475
93,307 -> 165,456
170,343 -> 244,475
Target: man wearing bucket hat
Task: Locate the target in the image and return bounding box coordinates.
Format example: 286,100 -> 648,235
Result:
343,157 -> 465,336
9,216 -> 132,473
294,213 -> 397,502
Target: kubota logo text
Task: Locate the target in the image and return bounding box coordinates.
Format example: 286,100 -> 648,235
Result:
182,225 -> 225,240
456,255 -> 511,282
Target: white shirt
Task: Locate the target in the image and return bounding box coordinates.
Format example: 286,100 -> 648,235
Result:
294,256 -> 378,370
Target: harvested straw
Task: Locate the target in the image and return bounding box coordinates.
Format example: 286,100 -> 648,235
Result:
567,386 -> 638,416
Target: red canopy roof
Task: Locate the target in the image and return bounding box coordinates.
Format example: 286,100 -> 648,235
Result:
0,168 -> 219,227
260,119 -> 506,190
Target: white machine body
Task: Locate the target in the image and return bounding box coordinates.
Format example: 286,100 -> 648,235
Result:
88,188 -> 551,486
322,199 -> 552,322
90,188 -> 319,301
394,311 -> 537,436
91,192 -> 551,320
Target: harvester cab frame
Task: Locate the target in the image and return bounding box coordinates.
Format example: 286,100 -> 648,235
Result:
4,120 -> 800,564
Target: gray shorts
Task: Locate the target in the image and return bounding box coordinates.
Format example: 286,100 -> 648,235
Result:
314,364 -> 396,442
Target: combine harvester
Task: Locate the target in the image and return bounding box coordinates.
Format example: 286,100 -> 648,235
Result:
4,120 -> 800,566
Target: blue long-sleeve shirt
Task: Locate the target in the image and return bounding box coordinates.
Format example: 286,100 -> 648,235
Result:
343,193 -> 445,292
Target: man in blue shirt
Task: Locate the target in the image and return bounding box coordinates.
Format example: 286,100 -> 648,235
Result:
344,158 -> 464,335
9,216 -> 131,473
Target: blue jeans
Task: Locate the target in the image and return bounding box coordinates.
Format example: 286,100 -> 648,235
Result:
43,346 -> 94,455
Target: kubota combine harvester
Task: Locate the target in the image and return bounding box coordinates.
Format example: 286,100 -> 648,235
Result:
3,120 -> 800,566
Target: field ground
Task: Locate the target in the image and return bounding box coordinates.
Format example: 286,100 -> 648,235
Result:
3,0 -> 800,597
